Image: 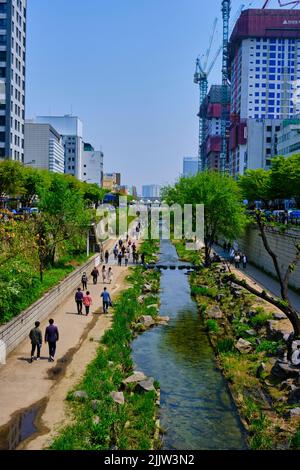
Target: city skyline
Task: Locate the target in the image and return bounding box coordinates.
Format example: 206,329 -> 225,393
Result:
25,0 -> 266,188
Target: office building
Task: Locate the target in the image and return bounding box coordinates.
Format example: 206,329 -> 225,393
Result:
0,0 -> 27,161
229,8 -> 300,175
183,156 -> 198,177
277,116 -> 300,157
82,142 -> 103,187
103,173 -> 121,191
24,121 -> 64,173
142,185 -> 161,199
200,85 -> 230,170
36,115 -> 83,179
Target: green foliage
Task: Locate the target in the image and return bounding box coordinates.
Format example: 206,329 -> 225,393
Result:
205,319 -> 219,334
238,169 -> 272,206
249,310 -> 272,329
255,340 -> 281,355
191,285 -> 218,298
216,337 -> 235,354
291,425 -> 300,449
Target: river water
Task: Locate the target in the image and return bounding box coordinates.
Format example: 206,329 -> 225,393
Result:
132,240 -> 247,450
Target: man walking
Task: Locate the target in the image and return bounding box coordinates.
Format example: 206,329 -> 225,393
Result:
117,251 -> 123,267
81,272 -> 88,290
29,321 -> 42,363
91,266 -> 99,285
105,250 -> 109,264
75,287 -> 84,315
242,254 -> 248,270
45,319 -> 59,362
101,287 -> 112,314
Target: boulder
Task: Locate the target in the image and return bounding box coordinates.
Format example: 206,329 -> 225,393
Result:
73,390 -> 88,400
139,315 -> 155,328
280,379 -> 297,392
207,305 -> 223,319
288,387 -> 300,405
136,378 -> 155,393
122,371 -> 147,386
91,400 -> 100,411
292,341 -> 300,352
142,284 -> 152,293
110,391 -> 125,405
289,407 -> 300,418
138,295 -> 145,304
271,360 -> 300,380
266,320 -> 291,342
273,313 -> 287,321
235,338 -> 253,354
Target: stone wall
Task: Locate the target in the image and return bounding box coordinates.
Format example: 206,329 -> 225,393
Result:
237,226 -> 300,290
0,255 -> 99,355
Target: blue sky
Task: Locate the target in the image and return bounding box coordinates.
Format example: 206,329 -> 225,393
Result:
26,0 -> 263,191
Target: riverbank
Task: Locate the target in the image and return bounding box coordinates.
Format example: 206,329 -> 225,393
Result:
48,240 -> 162,451
173,240 -> 300,450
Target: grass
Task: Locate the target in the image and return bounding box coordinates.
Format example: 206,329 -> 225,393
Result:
50,240 -> 160,450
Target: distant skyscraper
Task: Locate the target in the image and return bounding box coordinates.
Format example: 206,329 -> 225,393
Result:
0,0 -> 27,161
142,185 -> 161,199
182,157 -> 198,177
229,8 -> 300,175
36,115 -> 84,179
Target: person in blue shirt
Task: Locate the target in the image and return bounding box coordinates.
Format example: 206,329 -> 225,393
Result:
101,287 -> 112,314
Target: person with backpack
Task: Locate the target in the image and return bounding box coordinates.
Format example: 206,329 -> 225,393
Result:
83,291 -> 93,316
101,287 -> 112,314
75,288 -> 84,315
91,266 -> 99,285
81,272 -> 88,290
29,321 -> 42,363
45,319 -> 59,362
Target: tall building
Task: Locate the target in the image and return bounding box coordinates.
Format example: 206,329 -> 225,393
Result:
229,9 -> 300,176
36,115 -> 84,179
142,185 -> 161,199
277,116 -> 300,157
102,173 -> 121,191
82,142 -> 103,187
0,0 -> 27,161
200,85 -> 230,171
24,121 -> 64,173
183,156 -> 198,177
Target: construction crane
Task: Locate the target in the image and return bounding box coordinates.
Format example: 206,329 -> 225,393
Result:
220,0 -> 231,174
194,18 -> 221,172
263,0 -> 300,8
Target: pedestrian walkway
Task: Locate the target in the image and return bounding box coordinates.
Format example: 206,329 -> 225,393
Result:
214,245 -> 300,313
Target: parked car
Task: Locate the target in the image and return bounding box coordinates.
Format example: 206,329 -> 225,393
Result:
289,210 -> 300,220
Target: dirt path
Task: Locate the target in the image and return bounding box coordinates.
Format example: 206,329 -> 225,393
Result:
0,237 -> 139,450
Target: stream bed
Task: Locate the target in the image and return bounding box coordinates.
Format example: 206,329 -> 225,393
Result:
132,240 -> 247,450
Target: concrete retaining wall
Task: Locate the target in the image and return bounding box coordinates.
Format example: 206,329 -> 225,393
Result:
0,255 -> 100,354
237,226 -> 300,290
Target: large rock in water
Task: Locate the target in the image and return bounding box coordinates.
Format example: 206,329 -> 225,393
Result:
122,371 -> 147,386
110,391 -> 125,405
139,315 -> 155,328
235,338 -> 253,354
207,305 -> 223,319
271,360 -> 300,380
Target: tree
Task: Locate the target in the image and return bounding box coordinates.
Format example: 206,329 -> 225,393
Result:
81,182 -> 107,208
20,167 -> 51,207
163,172 -> 247,266
0,160 -> 24,202
238,169 -> 273,207
270,154 -> 300,204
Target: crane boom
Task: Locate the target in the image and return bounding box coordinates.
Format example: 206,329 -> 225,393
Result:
203,18 -> 218,72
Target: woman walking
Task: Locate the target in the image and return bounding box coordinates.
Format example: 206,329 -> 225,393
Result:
102,265 -> 107,284
83,291 -> 93,316
107,267 -> 113,284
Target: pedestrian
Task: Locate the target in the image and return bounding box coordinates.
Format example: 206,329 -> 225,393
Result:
81,272 -> 88,290
29,321 -> 42,363
136,225 -> 140,239
234,253 -> 241,269
118,251 -> 122,266
105,250 -> 109,264
101,287 -> 112,314
141,252 -> 145,264
91,266 -> 99,285
229,248 -> 235,264
132,242 -> 136,255
118,238 -> 123,248
45,319 -> 59,362
124,250 -> 129,267
75,287 -> 84,315
121,245 -> 126,256
107,267 -> 113,284
113,245 -> 118,260
135,252 -> 140,264
242,254 -> 248,269
102,265 -> 107,283
83,291 -> 93,316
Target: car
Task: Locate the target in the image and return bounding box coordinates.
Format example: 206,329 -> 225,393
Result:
289,210 -> 300,220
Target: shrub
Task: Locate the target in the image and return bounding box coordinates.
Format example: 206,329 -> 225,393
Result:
255,340 -> 281,355
206,319 -> 219,334
249,310 -> 272,329
216,337 -> 235,354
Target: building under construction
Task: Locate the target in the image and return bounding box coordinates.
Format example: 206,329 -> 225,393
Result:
200,85 -> 230,170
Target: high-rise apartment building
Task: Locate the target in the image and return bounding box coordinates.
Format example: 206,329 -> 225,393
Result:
229,9 -> 300,176
0,0 -> 27,161
24,121 -> 64,173
182,156 -> 198,177
36,115 -> 84,179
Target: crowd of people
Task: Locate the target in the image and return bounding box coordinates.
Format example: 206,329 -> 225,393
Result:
222,242 -> 248,270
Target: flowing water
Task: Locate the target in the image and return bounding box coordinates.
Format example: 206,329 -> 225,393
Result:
132,240 -> 247,450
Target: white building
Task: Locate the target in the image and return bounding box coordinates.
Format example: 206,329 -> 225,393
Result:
82,142 -> 103,187
24,121 -> 64,173
277,117 -> 300,157
142,185 -> 161,198
229,9 -> 300,176
36,115 -> 84,179
0,0 -> 27,161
